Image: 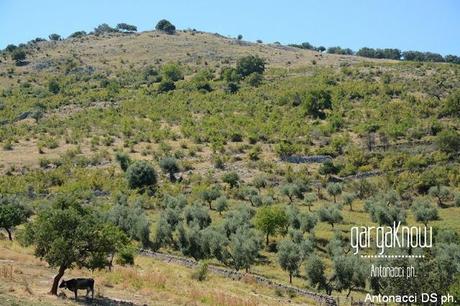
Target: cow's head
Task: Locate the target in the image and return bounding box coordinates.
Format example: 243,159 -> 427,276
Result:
59,280 -> 67,289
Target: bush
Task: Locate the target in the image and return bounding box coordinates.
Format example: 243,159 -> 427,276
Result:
222,171 -> 239,188
191,261 -> 208,281
11,49 -> 26,65
224,82 -> 239,94
236,55 -> 265,77
246,72 -> 263,87
159,157 -> 180,182
125,160 -> 157,190
157,80 -> 175,93
48,79 -> 60,94
161,63 -> 183,81
116,246 -> 136,266
436,129 -> 460,154
115,152 -> 131,171
156,19 -> 176,34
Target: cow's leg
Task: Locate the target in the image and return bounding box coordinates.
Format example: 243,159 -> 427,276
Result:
74,289 -> 78,300
91,287 -> 94,299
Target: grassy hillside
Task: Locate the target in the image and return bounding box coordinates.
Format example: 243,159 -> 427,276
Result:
0,28 -> 459,305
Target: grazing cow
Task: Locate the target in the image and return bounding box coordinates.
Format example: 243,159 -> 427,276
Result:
59,278 -> 94,300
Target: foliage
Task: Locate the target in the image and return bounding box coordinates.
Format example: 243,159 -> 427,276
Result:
254,206 -> 288,245
277,239 -> 302,283
125,160 -> 158,190
236,55 -> 265,77
156,19 -> 176,34
0,195 -> 31,240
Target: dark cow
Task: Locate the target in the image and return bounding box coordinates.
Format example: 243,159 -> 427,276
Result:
59,278 -> 94,300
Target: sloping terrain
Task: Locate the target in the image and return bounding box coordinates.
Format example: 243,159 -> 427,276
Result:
0,28 -> 459,306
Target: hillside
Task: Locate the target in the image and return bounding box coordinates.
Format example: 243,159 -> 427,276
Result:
0,27 -> 460,306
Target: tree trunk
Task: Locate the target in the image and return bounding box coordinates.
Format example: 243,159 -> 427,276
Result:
289,273 -> 292,284
266,233 -> 269,246
4,228 -> 12,241
50,265 -> 66,295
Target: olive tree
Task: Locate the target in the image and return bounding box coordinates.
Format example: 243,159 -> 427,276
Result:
411,198 -> 439,226
278,239 -> 302,283
159,157 -> 180,182
318,205 -> 343,228
326,183 -> 343,203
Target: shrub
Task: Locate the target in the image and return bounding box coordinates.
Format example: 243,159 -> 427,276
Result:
436,129 -> 460,154
115,152 -> 131,171
246,72 -> 263,87
222,171 -> 240,188
125,160 -> 157,190
191,261 -> 208,281
236,55 -> 265,77
224,82 -> 239,94
11,49 -> 26,65
116,245 -> 136,266
159,157 -> 180,182
157,80 -> 176,93
161,63 -> 183,81
155,19 -> 176,34
48,79 -> 60,94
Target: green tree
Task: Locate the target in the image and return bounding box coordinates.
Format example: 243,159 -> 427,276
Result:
342,193 -> 356,211
48,33 -> 61,41
215,196 -> 228,215
326,183 -> 343,203
222,171 -> 240,188
200,186 -> 221,210
125,160 -> 157,191
300,212 -> 317,233
254,206 -> 288,245
0,195 -> 31,240
107,199 -> 151,246
155,19 -> 176,34
305,255 -> 328,292
411,198 -> 439,226
161,63 -> 183,81
116,23 -> 137,32
159,157 -> 180,182
23,202 -> 123,295
318,205 -> 343,228
277,239 -> 302,284
281,183 -> 304,203
236,55 -> 265,77
11,49 -> 26,65
333,256 -> 367,297
429,185 -> 451,208
223,227 -> 261,272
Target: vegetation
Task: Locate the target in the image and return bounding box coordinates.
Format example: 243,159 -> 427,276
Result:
0,22 -> 460,305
